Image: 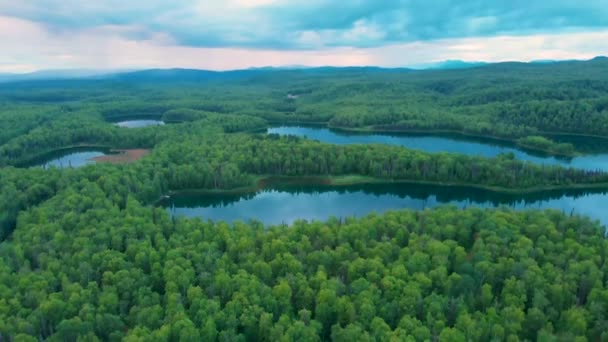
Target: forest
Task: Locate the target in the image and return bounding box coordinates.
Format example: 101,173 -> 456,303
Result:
2,58 -> 607,159
2,201 -> 608,341
1,59 -> 608,340
3,132 -> 608,240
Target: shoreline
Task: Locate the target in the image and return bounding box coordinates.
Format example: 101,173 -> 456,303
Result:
272,120 -> 608,143
158,175 -> 608,201
14,144 -> 112,167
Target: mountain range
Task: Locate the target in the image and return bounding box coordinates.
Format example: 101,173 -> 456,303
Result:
0,57 -> 605,83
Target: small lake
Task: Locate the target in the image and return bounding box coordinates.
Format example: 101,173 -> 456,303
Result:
162,183 -> 608,227
115,120 -> 165,128
268,126 -> 608,171
34,149 -> 106,168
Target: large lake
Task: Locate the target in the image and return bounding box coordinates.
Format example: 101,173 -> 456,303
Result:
162,183 -> 608,227
268,126 -> 608,171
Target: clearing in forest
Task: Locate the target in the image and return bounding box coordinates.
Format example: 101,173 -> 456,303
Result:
91,149 -> 150,164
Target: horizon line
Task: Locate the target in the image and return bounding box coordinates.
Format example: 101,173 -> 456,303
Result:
2,56 -> 606,76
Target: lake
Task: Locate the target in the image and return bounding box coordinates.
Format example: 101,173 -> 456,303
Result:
162,183 -> 608,227
267,126 -> 608,171
115,120 -> 165,128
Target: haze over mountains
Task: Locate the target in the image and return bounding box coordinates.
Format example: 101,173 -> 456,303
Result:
0,69 -> 131,82
0,57 -> 606,83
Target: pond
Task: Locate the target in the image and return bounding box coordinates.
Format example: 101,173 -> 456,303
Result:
115,120 -> 165,128
161,183 -> 608,227
31,148 -> 107,168
267,126 -> 608,171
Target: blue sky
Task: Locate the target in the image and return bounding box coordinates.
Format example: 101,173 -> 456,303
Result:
0,0 -> 607,72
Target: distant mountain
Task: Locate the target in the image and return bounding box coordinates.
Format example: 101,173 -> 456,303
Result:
530,59 -> 561,64
247,65 -> 311,70
410,57 -> 607,70
529,59 -> 589,64
410,60 -> 488,70
0,56 -> 605,84
112,68 -> 266,82
111,66 -> 412,83
432,60 -> 488,70
0,69 -> 128,83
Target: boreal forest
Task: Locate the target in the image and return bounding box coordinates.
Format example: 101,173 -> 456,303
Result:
1,58 -> 608,341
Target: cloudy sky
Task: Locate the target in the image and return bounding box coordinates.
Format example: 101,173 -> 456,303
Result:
1,0 -> 607,72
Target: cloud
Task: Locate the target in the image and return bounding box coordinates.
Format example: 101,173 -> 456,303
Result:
1,14 -> 606,73
1,0 -> 607,49
0,1 -> 607,71
373,31 -> 608,66
0,15 -> 374,72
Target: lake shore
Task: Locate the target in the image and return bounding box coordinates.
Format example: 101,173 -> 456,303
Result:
160,175 -> 608,200
14,144 -> 111,167
326,125 -> 582,158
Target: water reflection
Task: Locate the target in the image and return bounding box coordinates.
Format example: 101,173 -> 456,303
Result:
22,147 -> 108,168
162,183 -> 608,227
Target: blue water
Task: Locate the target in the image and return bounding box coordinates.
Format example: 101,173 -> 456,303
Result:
42,151 -> 105,168
268,126 -> 608,171
164,183 -> 608,227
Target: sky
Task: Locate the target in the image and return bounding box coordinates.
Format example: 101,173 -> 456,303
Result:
0,0 -> 607,72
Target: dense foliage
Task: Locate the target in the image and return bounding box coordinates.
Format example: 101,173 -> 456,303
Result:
1,199 -> 607,340
1,59 -> 608,341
